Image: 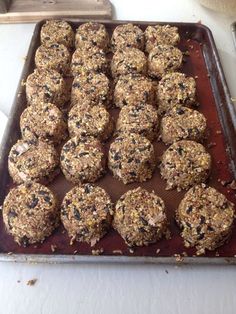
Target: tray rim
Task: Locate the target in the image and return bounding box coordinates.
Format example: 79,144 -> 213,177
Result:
0,19 -> 236,265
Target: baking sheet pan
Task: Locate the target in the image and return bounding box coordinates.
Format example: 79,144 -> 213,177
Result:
0,20 -> 235,264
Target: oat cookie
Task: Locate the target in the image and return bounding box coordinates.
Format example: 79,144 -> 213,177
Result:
35,43 -> 71,75
8,139 -> 60,184
20,102 -> 67,144
116,103 -> 159,141
157,72 -> 196,115
148,45 -> 182,79
40,20 -> 74,49
176,184 -> 235,255
26,68 -> 68,108
160,140 -> 211,191
111,47 -> 147,78
60,136 -> 106,184
108,133 -> 156,184
113,187 -> 168,247
3,182 -> 59,246
145,24 -> 180,53
75,22 -> 109,50
71,72 -> 111,107
71,46 -> 108,76
61,184 -> 113,246
114,74 -> 156,108
111,23 -> 144,52
160,106 -> 207,144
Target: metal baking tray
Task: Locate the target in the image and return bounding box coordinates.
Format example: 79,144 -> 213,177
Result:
0,20 -> 236,264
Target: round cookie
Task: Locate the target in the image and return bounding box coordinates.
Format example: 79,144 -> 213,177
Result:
20,102 -> 67,144
108,133 -> 156,184
157,72 -> 196,115
61,184 -> 113,246
160,140 -> 211,191
145,24 -> 180,53
35,43 -> 71,75
114,74 -> 156,108
111,47 -> 147,78
116,103 -> 159,141
148,45 -> 183,79
160,106 -> 207,144
71,72 -> 111,107
75,22 -> 109,50
8,139 -> 60,184
60,136 -> 106,184
71,46 -> 108,76
113,187 -> 168,247
26,68 -> 68,108
176,184 -> 235,255
68,104 -> 113,141
40,20 -> 74,49
111,23 -> 144,52
3,182 -> 59,246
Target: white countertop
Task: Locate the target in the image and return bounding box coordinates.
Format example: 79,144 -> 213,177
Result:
0,1 -> 236,313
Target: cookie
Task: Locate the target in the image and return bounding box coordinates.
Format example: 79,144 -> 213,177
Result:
160,140 -> 211,191
116,103 -> 159,141
3,182 -> 59,246
8,139 -> 60,184
177,184 -> 235,255
60,136 -> 106,184
113,187 -> 168,247
61,184 -> 113,246
108,133 -> 156,184
20,102 -> 67,144
148,45 -> 182,79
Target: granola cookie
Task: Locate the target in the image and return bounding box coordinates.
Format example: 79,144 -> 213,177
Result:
114,74 -> 156,108
20,102 -> 67,144
145,24 -> 180,53
108,133 -> 156,184
160,140 -> 211,191
3,182 -> 59,246
116,103 -> 159,141
160,106 -> 207,144
8,139 -> 60,184
60,136 -> 106,184
176,184 -> 235,255
113,187 -> 168,247
61,184 -> 113,246
111,23 -> 144,52
148,45 -> 182,79
40,20 -> 74,49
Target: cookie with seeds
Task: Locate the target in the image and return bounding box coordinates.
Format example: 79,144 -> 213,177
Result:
3,182 -> 59,246
160,106 -> 207,144
40,20 -> 74,49
148,45 -> 182,79
116,103 -> 159,141
20,102 -> 67,144
108,133 -> 156,184
26,68 -> 69,108
111,23 -> 144,52
111,47 -> 147,78
176,184 -> 235,255
61,184 -> 113,246
8,139 -> 60,184
60,136 -> 106,184
35,43 -> 71,75
114,74 -> 156,108
113,187 -> 168,247
160,140 -> 211,191
75,22 -> 109,50
145,24 -> 180,53
157,72 -> 196,115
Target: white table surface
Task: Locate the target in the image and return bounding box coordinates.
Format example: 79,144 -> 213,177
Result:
0,1 -> 236,313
